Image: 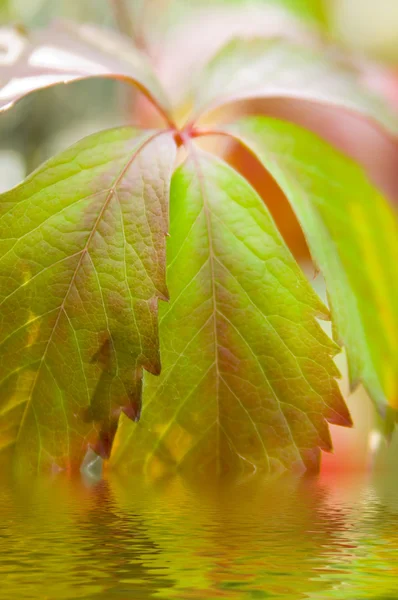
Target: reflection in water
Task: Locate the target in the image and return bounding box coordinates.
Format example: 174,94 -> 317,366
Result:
0,471 -> 397,599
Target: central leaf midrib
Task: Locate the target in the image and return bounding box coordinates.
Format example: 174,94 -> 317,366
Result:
189,149 -> 307,472
189,146 -> 222,474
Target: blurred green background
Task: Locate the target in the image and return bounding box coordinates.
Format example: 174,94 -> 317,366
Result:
1,0 -> 398,187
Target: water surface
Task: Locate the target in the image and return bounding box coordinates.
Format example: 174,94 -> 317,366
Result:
0,471 -> 397,599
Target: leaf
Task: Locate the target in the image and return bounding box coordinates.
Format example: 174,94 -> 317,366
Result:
0,127 -> 176,472
150,2 -> 315,104
0,20 -> 171,122
193,37 -> 398,136
111,148 -> 351,477
225,116 -> 398,413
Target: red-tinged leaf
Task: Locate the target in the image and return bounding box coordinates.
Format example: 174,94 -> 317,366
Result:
0,127 -> 176,472
0,20 -> 171,122
111,149 -> 351,478
193,37 -> 398,136
225,116 -> 398,415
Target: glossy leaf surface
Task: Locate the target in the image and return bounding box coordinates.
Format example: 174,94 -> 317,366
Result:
112,149 -> 351,477
0,127 -> 176,471
226,117 -> 398,412
0,20 -> 171,118
194,38 -> 398,135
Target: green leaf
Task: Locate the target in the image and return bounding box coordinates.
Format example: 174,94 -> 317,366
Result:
0,127 -> 176,472
0,21 -> 171,121
193,37 -> 398,135
111,149 -> 351,477
225,116 -> 398,414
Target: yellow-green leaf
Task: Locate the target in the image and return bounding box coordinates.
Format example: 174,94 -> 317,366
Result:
0,127 -> 176,472
111,148 -> 351,478
226,116 -> 398,413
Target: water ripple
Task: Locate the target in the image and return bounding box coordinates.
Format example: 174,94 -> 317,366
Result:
0,471 -> 397,599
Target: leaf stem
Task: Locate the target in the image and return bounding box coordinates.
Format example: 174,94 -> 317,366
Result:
113,75 -> 177,130
109,0 -> 177,130
190,127 -> 234,141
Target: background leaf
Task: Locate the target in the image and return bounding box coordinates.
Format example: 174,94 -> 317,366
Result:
0,127 -> 176,472
149,2 -> 316,105
193,37 -> 398,136
226,116 -> 398,413
111,149 -> 351,477
0,20 -> 171,120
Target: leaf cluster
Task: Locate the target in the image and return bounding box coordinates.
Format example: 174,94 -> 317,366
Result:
0,15 -> 396,476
